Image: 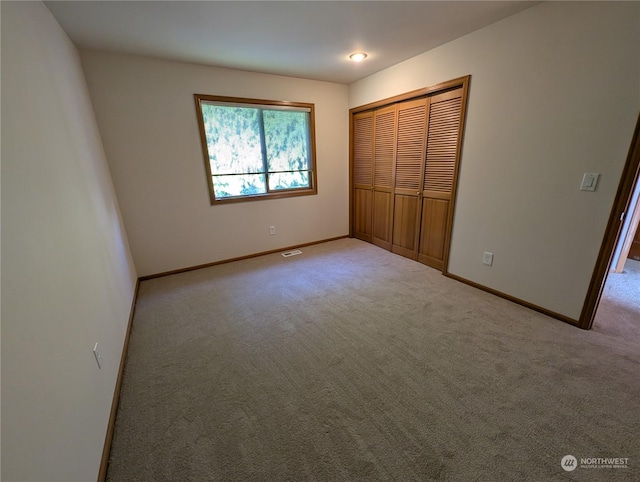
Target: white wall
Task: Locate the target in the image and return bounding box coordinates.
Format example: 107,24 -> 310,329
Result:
80,51 -> 350,277
1,2 -> 138,481
350,1 -> 640,320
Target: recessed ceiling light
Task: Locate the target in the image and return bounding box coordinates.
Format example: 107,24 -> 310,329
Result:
349,52 -> 367,62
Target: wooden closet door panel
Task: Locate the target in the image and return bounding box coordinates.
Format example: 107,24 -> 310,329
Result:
419,87 -> 463,268
372,105 -> 397,250
392,194 -> 420,258
418,197 -> 449,270
354,113 -> 374,188
373,106 -> 396,190
391,98 -> 428,259
423,89 -> 462,195
372,190 -> 393,246
353,112 -> 374,241
353,189 -> 373,241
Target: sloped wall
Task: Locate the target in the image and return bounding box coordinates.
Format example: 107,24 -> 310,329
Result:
1,2 -> 138,480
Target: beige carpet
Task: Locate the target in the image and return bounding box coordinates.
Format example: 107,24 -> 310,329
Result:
107,238 -> 639,481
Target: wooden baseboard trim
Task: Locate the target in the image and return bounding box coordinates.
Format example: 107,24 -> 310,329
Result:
444,272 -> 580,328
140,235 -> 350,281
98,278 -> 141,482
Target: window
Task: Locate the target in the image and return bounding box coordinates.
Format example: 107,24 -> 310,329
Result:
194,94 -> 317,204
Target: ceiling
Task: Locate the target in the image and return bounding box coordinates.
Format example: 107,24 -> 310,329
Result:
45,1 -> 537,85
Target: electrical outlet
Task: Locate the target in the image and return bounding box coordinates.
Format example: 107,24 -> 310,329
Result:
93,343 -> 103,369
269,226 -> 276,235
483,252 -> 494,266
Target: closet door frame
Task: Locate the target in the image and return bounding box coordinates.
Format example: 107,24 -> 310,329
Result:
349,75 -> 470,273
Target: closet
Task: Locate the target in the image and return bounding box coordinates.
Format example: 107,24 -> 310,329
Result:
350,77 -> 469,271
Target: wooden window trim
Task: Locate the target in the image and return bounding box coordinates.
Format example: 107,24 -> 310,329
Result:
194,94 -> 318,205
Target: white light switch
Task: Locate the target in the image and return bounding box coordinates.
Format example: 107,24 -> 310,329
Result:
483,252 -> 494,266
580,173 -> 600,192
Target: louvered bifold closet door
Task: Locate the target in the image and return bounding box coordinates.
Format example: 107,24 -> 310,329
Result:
372,105 -> 397,250
353,111 -> 374,242
391,98 -> 428,260
418,87 -> 463,270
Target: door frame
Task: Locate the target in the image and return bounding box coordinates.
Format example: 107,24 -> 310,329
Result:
348,75 -> 471,273
613,181 -> 640,272
579,112 -> 640,329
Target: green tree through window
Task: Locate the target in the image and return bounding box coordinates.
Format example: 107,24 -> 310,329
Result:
195,95 -> 317,203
